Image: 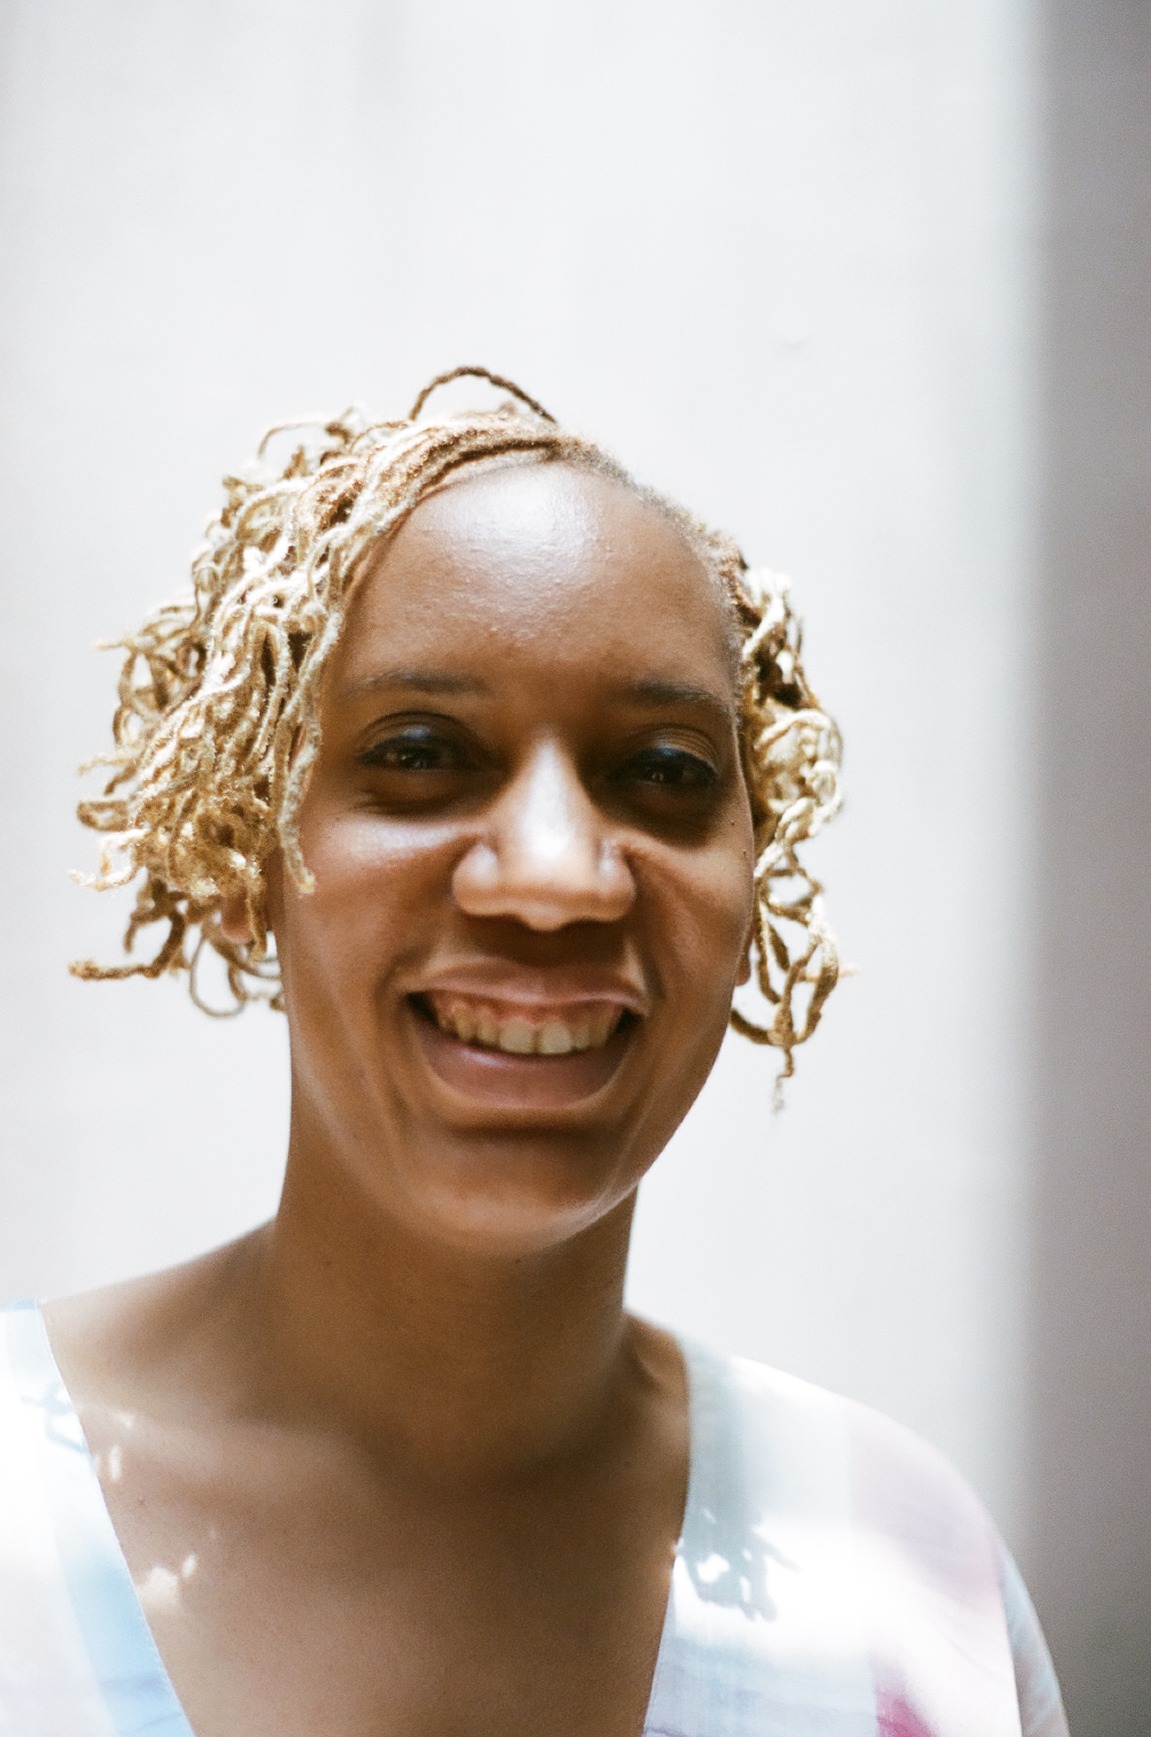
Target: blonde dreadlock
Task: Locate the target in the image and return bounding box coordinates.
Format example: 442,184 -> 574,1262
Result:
74,367 -> 843,1073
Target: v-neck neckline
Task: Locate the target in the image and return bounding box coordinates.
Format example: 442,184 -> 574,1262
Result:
21,1303 -> 708,1737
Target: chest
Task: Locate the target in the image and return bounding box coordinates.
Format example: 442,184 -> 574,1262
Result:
98,1425 -> 679,1737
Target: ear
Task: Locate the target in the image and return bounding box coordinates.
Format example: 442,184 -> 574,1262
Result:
218,892 -> 255,946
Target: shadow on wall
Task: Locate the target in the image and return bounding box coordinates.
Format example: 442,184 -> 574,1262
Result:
1029,3 -> 1151,1734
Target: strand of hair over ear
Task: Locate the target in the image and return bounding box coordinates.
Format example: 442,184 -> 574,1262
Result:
726,566 -> 842,1092
72,371 -> 845,1084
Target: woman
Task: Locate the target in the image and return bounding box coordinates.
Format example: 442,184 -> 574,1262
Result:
0,370 -> 1067,1736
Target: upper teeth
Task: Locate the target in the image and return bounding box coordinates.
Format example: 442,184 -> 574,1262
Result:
426,996 -> 623,1056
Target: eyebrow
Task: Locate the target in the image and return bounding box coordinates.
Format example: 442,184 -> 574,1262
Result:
609,678 -> 735,725
341,669 -> 733,723
341,668 -> 491,701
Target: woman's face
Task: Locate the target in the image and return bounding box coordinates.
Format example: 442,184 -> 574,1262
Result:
266,460 -> 755,1256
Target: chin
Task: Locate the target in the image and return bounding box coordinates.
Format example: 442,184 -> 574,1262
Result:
394,1132 -> 641,1258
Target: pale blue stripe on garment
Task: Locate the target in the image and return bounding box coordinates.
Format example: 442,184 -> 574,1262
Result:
4,1303 -> 195,1737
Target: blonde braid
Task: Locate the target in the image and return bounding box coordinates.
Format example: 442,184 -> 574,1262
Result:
728,566 -> 842,1076
74,369 -> 843,1073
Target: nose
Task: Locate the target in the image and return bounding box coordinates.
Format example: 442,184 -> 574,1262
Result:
452,741 -> 636,930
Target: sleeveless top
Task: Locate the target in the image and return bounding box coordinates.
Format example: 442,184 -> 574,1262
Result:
0,1299 -> 1067,1737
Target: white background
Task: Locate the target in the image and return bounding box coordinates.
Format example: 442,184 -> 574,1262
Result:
0,6 -> 1146,1730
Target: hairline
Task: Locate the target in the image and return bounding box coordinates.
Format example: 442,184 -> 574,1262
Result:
355,442 -> 744,686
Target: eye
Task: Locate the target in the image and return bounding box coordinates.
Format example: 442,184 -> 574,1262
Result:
358,724 -> 474,775
617,744 -> 719,792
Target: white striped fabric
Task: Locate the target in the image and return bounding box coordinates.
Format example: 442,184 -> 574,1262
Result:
643,1345 -> 1068,1737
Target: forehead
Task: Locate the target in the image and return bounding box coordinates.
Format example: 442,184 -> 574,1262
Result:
340,460 -> 736,693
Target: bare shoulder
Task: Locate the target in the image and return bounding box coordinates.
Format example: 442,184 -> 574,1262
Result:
41,1230 -> 267,1419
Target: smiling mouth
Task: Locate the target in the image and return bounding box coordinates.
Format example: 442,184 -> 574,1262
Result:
413,992 -> 631,1058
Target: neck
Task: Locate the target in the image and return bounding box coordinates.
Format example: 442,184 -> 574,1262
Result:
244,1144 -> 642,1483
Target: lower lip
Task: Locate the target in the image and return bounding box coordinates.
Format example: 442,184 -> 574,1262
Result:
408,1002 -> 635,1110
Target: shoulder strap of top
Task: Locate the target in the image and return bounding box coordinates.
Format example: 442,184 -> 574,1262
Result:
0,1302 -> 195,1737
644,1337 -> 878,1736
645,1339 -> 1029,1737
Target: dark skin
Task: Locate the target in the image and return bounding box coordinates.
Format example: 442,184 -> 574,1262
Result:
46,461 -> 757,1737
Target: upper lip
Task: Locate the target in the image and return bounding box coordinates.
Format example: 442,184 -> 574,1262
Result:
408,961 -> 650,1018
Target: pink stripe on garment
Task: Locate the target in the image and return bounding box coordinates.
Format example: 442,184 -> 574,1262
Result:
846,1396 -> 1020,1737
876,1685 -> 939,1737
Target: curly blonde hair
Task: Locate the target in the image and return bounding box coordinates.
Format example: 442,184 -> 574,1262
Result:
74,367 -> 843,1077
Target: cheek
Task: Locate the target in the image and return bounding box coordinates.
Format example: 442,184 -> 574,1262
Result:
642,832 -> 755,1012
272,810 -> 458,994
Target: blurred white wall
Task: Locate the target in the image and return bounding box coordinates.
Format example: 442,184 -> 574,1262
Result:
0,0 -> 1045,1659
